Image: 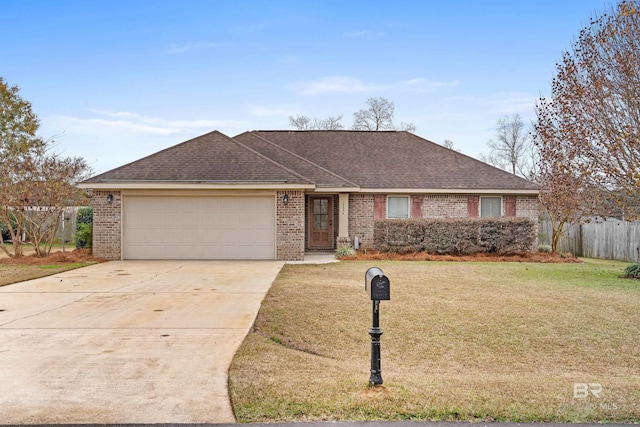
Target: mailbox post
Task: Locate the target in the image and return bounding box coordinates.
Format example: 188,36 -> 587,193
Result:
365,267 -> 390,385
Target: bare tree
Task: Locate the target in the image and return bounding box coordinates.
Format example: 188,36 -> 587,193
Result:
316,116 -> 344,130
291,97 -> 416,133
288,115 -> 313,130
288,115 -> 344,130
535,0 -> 640,220
352,97 -> 396,131
19,152 -> 90,256
397,122 -> 416,133
480,114 -> 533,177
442,139 -> 461,152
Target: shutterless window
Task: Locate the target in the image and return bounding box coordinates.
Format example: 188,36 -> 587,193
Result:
387,196 -> 409,219
480,197 -> 502,217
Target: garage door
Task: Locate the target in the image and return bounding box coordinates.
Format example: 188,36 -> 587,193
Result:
124,196 -> 275,260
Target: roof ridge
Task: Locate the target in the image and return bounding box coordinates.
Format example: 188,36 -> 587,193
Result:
246,131 -> 359,187
230,133 -> 315,185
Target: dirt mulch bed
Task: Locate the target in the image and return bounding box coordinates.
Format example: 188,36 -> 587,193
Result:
0,249 -> 106,265
339,250 -> 582,263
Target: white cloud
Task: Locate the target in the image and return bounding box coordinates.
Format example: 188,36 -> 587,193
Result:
291,76 -> 459,96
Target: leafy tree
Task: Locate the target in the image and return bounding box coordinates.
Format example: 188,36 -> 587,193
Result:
0,77 -> 42,256
535,0 -> 640,220
480,114 -> 534,177
0,77 -> 90,257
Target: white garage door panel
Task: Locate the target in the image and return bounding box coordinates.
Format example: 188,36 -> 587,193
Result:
124,196 -> 275,260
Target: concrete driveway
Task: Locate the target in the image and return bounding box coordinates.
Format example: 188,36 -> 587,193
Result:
0,260 -> 284,424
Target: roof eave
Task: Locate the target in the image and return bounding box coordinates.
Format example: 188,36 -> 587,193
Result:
358,188 -> 540,195
77,182 -> 315,190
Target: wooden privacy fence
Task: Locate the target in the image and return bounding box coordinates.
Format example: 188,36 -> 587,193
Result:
539,218 -> 640,262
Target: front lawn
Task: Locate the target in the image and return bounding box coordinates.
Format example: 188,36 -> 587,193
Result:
0,249 -> 104,287
229,259 -> 640,423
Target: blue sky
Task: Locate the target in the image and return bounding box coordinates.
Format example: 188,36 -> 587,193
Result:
2,0 -> 610,174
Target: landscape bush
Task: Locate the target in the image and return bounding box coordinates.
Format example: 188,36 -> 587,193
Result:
335,245 -> 356,257
75,207 -> 93,249
622,263 -> 640,279
374,217 -> 536,255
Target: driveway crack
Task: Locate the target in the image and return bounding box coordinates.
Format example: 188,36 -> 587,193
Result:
0,293 -> 95,328
106,265 -> 185,293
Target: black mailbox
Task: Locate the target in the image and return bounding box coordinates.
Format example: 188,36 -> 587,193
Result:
365,267 -> 390,301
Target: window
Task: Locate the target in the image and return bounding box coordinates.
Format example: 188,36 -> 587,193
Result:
480,197 -> 502,217
387,196 -> 409,219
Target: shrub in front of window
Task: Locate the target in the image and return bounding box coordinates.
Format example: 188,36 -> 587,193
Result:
374,218 -> 536,255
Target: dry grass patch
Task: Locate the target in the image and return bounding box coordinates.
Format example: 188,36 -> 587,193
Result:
229,259 -> 640,422
0,249 -> 104,287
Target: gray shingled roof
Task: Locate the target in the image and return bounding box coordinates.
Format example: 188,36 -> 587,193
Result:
246,131 -> 539,190
82,130 -> 538,191
233,131 -> 357,188
82,131 -> 311,184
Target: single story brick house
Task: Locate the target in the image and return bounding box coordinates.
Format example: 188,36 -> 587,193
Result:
78,130 -> 539,261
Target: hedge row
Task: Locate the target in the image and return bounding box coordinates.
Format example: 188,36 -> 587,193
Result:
373,218 -> 536,255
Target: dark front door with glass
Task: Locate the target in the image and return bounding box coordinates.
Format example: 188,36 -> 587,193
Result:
308,196 -> 334,249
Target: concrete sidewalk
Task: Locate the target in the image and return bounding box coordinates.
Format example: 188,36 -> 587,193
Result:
0,260 -> 284,424
1,421 -> 630,427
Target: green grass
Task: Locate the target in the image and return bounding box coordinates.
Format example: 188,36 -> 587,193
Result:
229,259 -> 640,423
0,262 -> 96,287
38,262 -> 88,270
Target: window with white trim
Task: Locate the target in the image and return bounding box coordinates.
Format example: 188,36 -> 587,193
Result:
387,196 -> 410,219
480,196 -> 502,217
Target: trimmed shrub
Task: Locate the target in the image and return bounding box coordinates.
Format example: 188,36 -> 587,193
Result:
374,217 -> 536,255
75,207 -> 93,249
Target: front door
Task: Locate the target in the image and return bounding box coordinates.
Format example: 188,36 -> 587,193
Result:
308,196 -> 334,249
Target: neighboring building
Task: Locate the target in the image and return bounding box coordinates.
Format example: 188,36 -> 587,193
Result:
78,130 -> 539,261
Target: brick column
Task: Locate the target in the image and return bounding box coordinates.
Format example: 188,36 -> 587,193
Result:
92,190 -> 121,260
276,191 -> 305,261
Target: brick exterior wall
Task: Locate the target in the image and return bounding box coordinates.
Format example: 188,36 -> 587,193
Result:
349,194 -> 375,248
277,190 -> 305,261
517,195 -> 540,249
421,194 -> 469,218
92,190 -> 121,260
516,196 -> 539,222
90,190 -> 539,261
